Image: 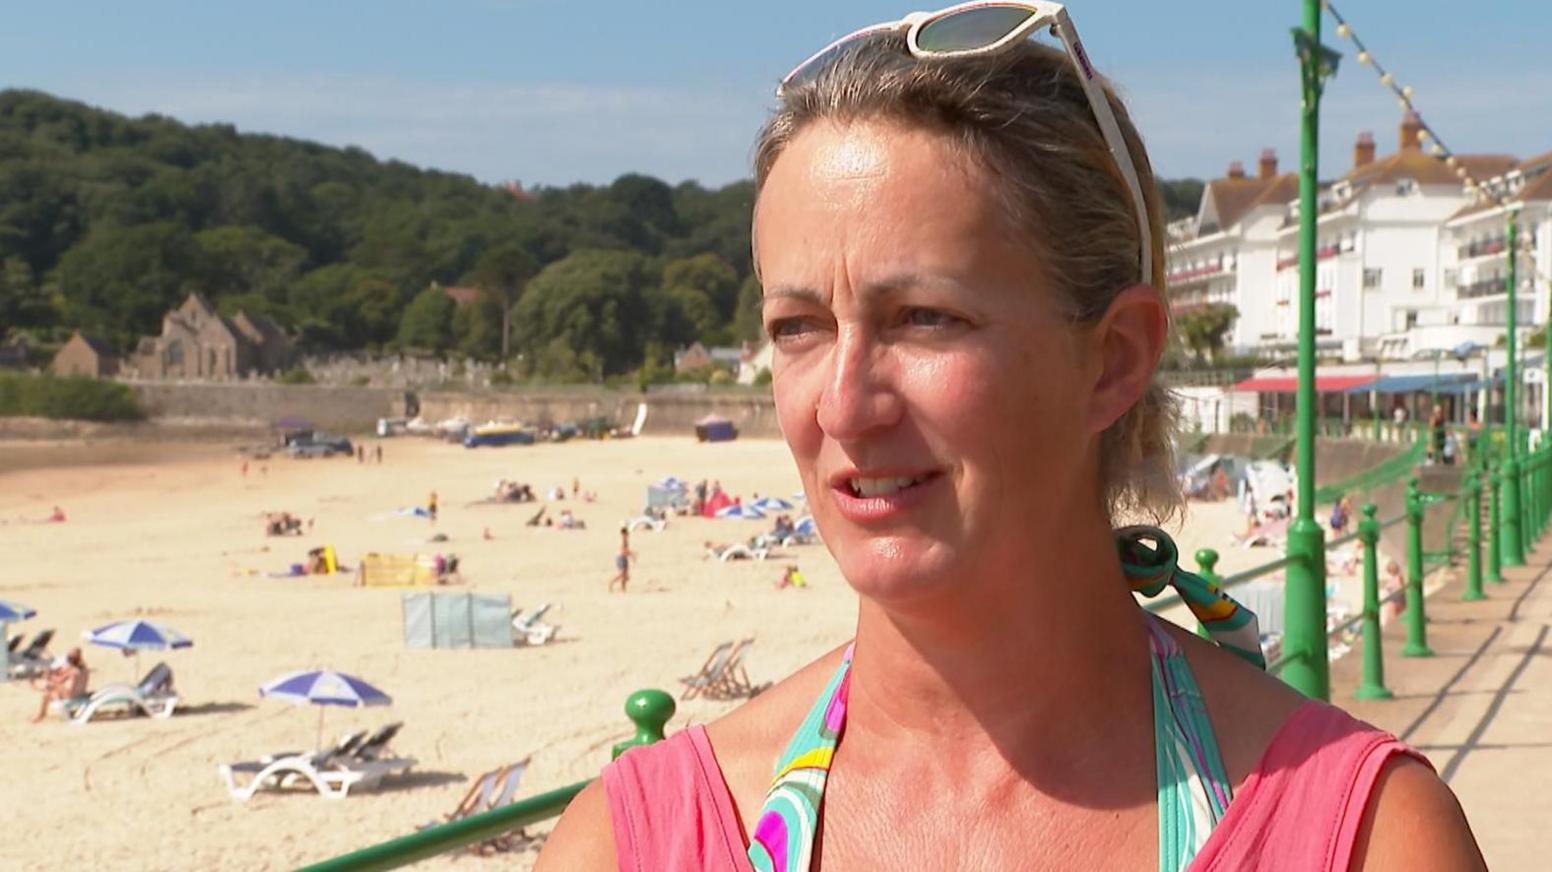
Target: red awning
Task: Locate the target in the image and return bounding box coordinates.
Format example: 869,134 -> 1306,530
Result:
1230,375 -> 1373,393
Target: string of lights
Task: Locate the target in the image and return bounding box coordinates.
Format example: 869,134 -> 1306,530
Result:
1322,0 -> 1544,279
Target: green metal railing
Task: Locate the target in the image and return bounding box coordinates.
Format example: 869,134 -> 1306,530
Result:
311,442 -> 1552,871
1312,439 -> 1425,504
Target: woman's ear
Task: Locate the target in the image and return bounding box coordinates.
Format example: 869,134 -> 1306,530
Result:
1086,284 -> 1168,435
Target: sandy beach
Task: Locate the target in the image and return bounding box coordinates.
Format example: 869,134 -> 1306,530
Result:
0,434 -> 1315,870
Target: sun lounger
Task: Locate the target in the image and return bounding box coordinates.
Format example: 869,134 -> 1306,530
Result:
64,662 -> 181,724
418,758 -> 536,853
624,515 -> 668,533
706,543 -> 770,562
7,628 -> 55,679
219,730 -> 416,801
351,722 -> 403,761
680,641 -> 735,700
511,603 -> 558,646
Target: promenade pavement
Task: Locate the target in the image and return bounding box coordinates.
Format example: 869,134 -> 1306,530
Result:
1331,539 -> 1552,870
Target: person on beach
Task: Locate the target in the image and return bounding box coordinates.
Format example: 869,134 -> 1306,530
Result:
1330,494 -> 1351,535
777,564 -> 806,590
427,491 -> 438,522
31,647 -> 88,722
374,444 -> 383,464
609,526 -> 635,593
542,7 -> 1482,870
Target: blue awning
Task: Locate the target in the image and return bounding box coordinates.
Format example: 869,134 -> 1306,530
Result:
1342,373 -> 1478,394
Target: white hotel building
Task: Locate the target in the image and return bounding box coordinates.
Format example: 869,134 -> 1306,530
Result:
1167,113 -> 1547,363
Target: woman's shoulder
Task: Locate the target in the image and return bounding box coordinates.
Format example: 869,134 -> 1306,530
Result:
702,643 -> 851,809
537,644 -> 848,871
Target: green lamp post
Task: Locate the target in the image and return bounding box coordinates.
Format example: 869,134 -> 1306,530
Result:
1502,208 -> 1525,565
1284,0 -> 1340,701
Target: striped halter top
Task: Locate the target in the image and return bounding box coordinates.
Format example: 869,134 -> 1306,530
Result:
746,526 -> 1267,872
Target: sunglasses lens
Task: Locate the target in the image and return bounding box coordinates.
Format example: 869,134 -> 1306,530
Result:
915,5 -> 1037,52
782,42 -> 851,93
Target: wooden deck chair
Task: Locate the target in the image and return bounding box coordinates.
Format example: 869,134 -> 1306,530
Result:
709,638 -> 759,700
421,759 -> 535,853
679,641 -> 734,700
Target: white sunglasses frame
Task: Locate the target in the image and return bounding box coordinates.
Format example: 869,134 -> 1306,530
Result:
778,1 -> 1154,287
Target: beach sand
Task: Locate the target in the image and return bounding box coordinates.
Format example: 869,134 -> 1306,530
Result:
0,435 -> 1302,870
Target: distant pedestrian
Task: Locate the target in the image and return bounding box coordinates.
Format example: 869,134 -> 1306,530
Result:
572,476 -> 580,497
374,444 -> 383,464
609,527 -> 635,593
241,460 -> 249,478
427,491 -> 438,523
356,445 -> 365,463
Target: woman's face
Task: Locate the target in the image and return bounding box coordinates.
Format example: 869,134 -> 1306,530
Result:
755,120 -> 1111,605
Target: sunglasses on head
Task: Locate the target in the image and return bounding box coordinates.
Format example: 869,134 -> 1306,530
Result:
780,1 -> 1153,287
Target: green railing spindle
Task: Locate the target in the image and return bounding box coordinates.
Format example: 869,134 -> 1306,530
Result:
1402,478 -> 1434,658
1353,503 -> 1392,700
1464,473 -> 1485,602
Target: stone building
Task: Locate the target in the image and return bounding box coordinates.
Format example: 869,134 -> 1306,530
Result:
50,330 -> 119,377
129,293 -> 294,380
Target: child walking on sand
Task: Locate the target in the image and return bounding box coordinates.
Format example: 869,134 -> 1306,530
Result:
609,527 -> 635,593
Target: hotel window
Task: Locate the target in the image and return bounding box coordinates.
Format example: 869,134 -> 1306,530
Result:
1363,267 -> 1382,290
1412,268 -> 1426,290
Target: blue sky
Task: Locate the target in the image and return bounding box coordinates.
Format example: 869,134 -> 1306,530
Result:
4,1 -> 1548,187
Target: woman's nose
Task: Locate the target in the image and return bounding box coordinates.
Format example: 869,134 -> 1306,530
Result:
814,328 -> 903,441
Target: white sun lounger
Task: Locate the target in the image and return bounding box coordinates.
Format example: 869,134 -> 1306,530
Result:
712,544 -> 769,562
65,662 -> 180,724
219,731 -> 416,801
511,603 -> 558,646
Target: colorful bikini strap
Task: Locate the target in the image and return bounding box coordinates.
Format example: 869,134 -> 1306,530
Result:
1117,525 -> 1267,670
748,644 -> 853,872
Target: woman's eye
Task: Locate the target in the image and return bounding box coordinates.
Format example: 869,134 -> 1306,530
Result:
767,317 -> 813,339
901,308 -> 958,328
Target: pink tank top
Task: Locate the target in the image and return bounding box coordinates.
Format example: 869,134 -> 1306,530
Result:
603,699 -> 1428,871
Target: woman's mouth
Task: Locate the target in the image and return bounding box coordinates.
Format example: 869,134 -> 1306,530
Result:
842,474 -> 936,498
829,470 -> 944,522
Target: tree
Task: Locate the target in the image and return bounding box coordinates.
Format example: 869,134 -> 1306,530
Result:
512,249 -> 656,377
1177,303 -> 1239,363
452,292 -> 504,360
0,256 -> 50,329
732,274 -> 764,343
396,286 -> 455,354
471,242 -> 538,362
54,221 -> 198,347
662,252 -> 739,322
192,224 -> 306,304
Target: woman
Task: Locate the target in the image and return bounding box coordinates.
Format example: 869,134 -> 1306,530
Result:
540,5 -> 1481,869
32,647 -> 88,722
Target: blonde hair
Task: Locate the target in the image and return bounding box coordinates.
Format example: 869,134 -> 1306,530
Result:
754,33 -> 1180,522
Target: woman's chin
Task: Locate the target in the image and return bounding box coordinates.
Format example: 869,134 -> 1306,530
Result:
833,538 -> 960,605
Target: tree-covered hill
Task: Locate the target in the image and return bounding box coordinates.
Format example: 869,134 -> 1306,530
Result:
0,89 -> 1203,380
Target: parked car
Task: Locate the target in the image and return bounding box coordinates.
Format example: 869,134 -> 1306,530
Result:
287,434 -> 354,458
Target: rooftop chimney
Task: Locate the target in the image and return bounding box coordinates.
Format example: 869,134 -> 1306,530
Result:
1258,148 -> 1278,179
1226,160 -> 1246,179
1354,131 -> 1376,169
1399,111 -> 1423,151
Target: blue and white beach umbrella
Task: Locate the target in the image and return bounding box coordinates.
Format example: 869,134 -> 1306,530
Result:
715,503 -> 766,520
83,619 -> 193,651
260,669 -> 392,747
260,670 -> 392,708
751,496 -> 794,512
0,600 -> 37,622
